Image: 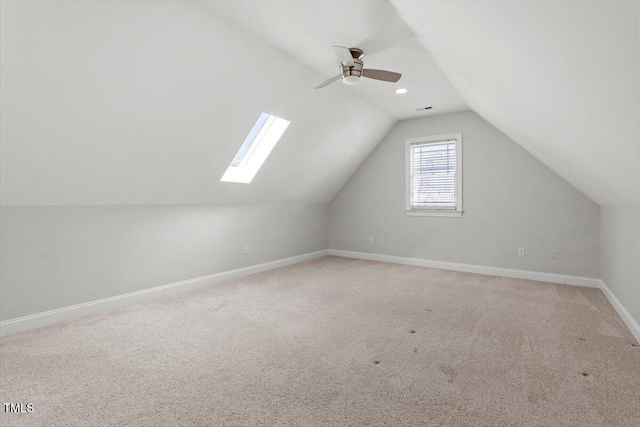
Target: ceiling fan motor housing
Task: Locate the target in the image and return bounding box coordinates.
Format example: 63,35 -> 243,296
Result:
340,58 -> 363,85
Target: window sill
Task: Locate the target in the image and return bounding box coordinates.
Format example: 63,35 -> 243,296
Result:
406,210 -> 463,218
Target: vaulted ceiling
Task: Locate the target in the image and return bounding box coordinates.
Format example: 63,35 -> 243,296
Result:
392,0 -> 640,207
204,0 -> 468,120
0,0 -> 396,205
1,1 -> 638,207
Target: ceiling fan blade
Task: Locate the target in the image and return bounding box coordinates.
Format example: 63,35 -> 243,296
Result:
333,46 -> 354,67
314,74 -> 342,89
362,69 -> 402,83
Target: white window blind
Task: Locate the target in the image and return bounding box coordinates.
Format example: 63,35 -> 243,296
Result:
409,139 -> 458,209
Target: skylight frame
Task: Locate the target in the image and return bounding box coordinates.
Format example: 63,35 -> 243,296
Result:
220,112 -> 290,184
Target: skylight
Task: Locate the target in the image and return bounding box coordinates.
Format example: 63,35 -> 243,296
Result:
220,113 -> 290,184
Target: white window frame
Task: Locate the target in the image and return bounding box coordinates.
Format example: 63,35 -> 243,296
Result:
405,133 -> 463,218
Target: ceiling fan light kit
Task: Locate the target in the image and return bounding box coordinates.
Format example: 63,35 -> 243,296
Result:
315,46 -> 401,89
340,53 -> 364,85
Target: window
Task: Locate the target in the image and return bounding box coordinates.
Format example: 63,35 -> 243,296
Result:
405,133 -> 463,217
220,112 -> 290,183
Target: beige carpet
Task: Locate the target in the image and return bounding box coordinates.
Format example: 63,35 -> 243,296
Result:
1,256 -> 639,426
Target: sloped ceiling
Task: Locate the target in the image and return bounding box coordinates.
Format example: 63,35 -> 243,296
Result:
4,1 -> 635,208
391,0 -> 640,207
0,0 -> 395,205
204,0 -> 468,120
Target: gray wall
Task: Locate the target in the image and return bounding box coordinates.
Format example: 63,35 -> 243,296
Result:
329,111 -> 600,278
600,207 -> 640,326
0,204 -> 328,320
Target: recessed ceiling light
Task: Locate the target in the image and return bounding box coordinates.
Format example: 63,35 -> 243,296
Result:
395,88 -> 408,94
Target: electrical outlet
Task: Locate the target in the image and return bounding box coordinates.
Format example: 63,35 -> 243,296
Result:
551,250 -> 558,259
518,247 -> 525,257
244,245 -> 249,254
368,236 -> 374,243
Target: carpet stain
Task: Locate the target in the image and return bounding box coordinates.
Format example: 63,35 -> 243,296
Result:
409,329 -> 416,334
208,301 -> 228,312
373,360 -> 380,365
439,365 -> 457,383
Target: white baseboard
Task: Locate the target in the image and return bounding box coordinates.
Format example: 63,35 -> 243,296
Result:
5,249 -> 637,345
0,250 -> 329,337
328,249 -> 601,288
599,280 -> 640,343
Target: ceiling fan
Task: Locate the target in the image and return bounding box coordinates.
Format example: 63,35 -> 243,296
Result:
315,46 -> 402,89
